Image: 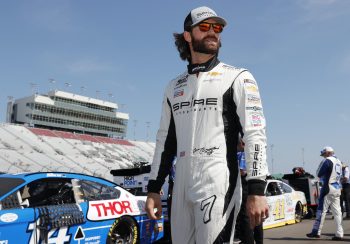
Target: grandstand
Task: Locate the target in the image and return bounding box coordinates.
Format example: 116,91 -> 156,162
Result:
7,90 -> 129,138
1,90 -> 156,180
0,123 -> 155,181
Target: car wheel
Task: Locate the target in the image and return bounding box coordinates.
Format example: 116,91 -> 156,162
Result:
106,216 -> 138,244
295,202 -> 303,223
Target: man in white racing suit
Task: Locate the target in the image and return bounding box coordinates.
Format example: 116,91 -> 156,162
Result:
306,146 -> 344,240
145,6 -> 269,244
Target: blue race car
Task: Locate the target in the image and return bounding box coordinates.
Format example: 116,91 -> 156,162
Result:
0,172 -> 164,244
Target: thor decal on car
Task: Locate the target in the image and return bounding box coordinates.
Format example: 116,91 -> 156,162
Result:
87,199 -> 140,221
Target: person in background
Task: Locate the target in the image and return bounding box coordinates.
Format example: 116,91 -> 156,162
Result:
340,162 -> 350,219
306,146 -> 344,241
235,139 -> 264,244
145,6 -> 269,243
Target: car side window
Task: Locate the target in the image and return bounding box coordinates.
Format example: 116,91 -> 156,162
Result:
78,180 -> 120,201
266,182 -> 282,196
0,191 -> 21,210
1,179 -> 77,209
22,179 -> 75,207
279,182 -> 292,193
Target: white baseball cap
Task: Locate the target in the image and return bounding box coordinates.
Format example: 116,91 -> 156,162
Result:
320,146 -> 334,156
184,6 -> 227,31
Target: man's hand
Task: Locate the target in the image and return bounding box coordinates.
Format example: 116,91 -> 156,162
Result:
246,195 -> 269,229
145,192 -> 162,220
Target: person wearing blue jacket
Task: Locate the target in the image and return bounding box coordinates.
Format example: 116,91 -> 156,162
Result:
306,146 -> 344,241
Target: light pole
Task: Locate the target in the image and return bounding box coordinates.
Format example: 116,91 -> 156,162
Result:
49,78 -> 56,91
29,82 -> 37,95
108,93 -> 114,101
119,104 -> 126,111
64,82 -> 71,91
133,120 -> 137,141
302,147 -> 305,168
7,96 -> 14,123
270,144 -> 274,174
29,83 -> 38,127
146,122 -> 150,142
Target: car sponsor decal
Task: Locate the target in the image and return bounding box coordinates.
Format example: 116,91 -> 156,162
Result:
286,207 -> 294,213
124,176 -> 137,186
285,195 -> 293,206
0,213 -> 18,223
46,173 -> 66,178
87,199 -> 140,221
84,235 -> 101,243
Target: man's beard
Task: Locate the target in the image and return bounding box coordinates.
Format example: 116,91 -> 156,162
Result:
191,33 -> 221,55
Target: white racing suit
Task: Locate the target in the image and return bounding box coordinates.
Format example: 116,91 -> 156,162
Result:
311,156 -> 344,238
148,57 -> 268,244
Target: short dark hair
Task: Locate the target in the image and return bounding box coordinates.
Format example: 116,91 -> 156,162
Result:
173,32 -> 191,62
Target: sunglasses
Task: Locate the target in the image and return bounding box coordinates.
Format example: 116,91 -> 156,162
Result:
197,22 -> 224,33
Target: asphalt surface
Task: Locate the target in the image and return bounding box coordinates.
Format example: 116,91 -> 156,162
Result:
156,215 -> 350,243
264,216 -> 350,243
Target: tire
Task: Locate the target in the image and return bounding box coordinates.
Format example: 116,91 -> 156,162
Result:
106,216 -> 139,244
295,202 -> 303,223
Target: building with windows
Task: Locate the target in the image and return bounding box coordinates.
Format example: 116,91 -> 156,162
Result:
7,90 -> 129,138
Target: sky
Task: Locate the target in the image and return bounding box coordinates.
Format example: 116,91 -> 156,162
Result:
0,0 -> 349,175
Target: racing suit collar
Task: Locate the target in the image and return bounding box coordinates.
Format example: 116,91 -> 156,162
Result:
187,56 -> 220,74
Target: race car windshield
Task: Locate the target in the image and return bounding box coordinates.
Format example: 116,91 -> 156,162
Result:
0,178 -> 25,197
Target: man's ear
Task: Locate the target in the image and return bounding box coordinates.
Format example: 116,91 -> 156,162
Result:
184,31 -> 191,43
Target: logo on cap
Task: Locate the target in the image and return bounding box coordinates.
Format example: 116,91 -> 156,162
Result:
196,11 -> 215,18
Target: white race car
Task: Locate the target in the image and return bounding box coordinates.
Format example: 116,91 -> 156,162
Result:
263,179 -> 307,229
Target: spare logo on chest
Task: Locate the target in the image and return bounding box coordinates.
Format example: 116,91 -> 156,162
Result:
172,98 -> 218,113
